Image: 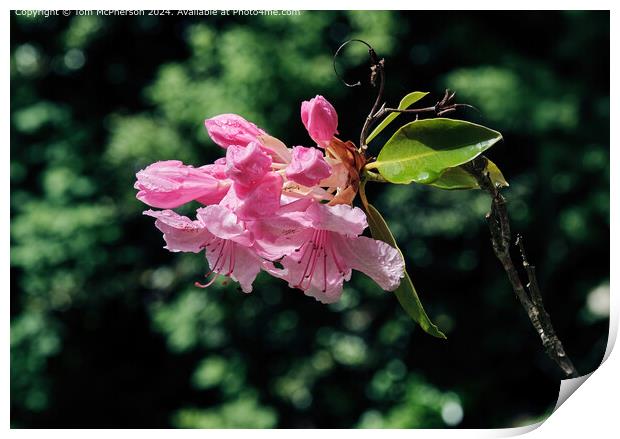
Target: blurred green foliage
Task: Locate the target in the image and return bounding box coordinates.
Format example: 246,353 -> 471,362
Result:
11,11 -> 609,428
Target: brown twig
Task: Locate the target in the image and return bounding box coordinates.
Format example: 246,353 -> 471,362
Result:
374,90 -> 478,120
358,46 -> 385,152
334,41 -> 474,152
333,39 -> 385,153
464,156 -> 579,379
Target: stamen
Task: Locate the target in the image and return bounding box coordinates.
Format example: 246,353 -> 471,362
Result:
211,239 -> 227,270
327,237 -> 346,275
194,273 -> 220,289
302,230 -> 324,289
323,245 -> 328,293
210,239 -> 224,253
295,231 -> 319,287
296,239 -> 313,264
298,243 -> 317,285
226,241 -> 236,276
197,239 -> 239,288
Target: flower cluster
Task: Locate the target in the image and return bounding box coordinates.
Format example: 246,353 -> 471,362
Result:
135,96 -> 404,303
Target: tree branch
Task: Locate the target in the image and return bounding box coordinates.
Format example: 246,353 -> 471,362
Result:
358,50 -> 384,152
340,41 -> 577,378
464,156 -> 579,379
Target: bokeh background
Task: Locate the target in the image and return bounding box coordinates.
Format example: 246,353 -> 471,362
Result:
10,10 -> 609,428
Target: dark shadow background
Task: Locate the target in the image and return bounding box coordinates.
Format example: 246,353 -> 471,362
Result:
10,10 -> 609,428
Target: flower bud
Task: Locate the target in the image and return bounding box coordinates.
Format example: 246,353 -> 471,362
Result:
301,95 -> 338,146
286,146 -> 332,187
205,114 -> 266,149
135,160 -> 226,208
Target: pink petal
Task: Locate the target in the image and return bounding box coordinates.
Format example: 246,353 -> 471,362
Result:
203,238 -> 262,293
221,172 -> 283,221
144,209 -> 212,253
304,202 -> 368,236
199,162 -> 228,180
336,234 -> 405,291
264,230 -> 352,304
285,146 -> 332,187
225,141 -> 272,187
249,213 -> 310,260
196,205 -> 253,247
195,163 -> 231,205
135,160 -> 226,208
228,245 -> 264,293
205,114 -> 266,149
258,134 -> 292,163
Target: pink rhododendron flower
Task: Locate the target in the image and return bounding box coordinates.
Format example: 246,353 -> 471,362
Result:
144,206 -> 262,293
301,95 -> 339,146
136,95 -> 404,299
205,114 -> 265,149
262,202 -> 404,303
135,160 -> 229,208
286,146 -> 332,187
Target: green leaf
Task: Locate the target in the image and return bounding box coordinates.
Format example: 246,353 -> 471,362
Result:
371,118 -> 503,184
366,91 -> 429,144
428,158 -> 509,190
365,203 -> 446,339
